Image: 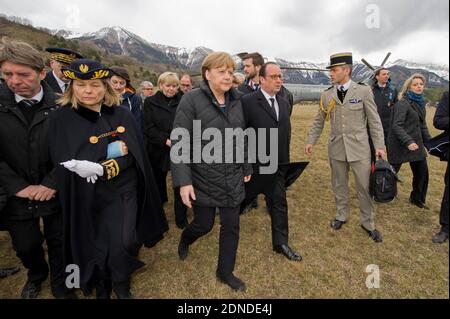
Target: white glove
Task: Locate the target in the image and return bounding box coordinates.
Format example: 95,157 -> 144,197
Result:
61,160 -> 104,179
86,175 -> 99,184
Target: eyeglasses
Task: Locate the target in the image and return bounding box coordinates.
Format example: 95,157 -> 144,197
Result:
266,74 -> 283,80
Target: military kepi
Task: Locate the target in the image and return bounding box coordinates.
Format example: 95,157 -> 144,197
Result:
45,47 -> 83,65
327,52 -> 353,69
62,59 -> 111,81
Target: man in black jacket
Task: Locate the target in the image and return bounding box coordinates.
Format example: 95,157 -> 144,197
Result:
432,91 -> 449,244
0,38 -> 72,298
241,62 -> 302,261
372,68 -> 398,144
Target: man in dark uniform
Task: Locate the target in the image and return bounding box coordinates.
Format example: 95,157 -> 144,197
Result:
0,38 -> 73,298
372,68 -> 398,144
44,47 -> 83,95
241,62 -> 302,261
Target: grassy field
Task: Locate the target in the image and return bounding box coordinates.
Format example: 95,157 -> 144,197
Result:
0,104 -> 448,299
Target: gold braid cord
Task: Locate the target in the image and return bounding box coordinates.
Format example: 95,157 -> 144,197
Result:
102,159 -> 120,180
319,95 -> 337,122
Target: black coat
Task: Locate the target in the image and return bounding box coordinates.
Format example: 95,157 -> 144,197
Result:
433,91 -> 449,160
48,104 -> 168,249
242,90 -> 292,166
434,91 -> 449,133
44,71 -> 63,95
388,97 -> 432,164
372,83 -> 398,143
143,91 -> 182,171
0,82 -> 60,221
241,90 -> 293,198
171,81 -> 252,208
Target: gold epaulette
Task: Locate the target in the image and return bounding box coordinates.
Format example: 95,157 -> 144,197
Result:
319,95 -> 336,122
102,159 -> 120,180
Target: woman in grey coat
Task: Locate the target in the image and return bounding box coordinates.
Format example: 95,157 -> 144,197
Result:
171,52 -> 252,292
388,74 -> 432,209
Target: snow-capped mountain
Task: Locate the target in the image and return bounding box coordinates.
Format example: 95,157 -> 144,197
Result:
55,26 -> 448,87
386,59 -> 449,81
71,26 -> 212,69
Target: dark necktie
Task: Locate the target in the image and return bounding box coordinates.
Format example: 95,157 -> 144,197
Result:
340,85 -> 345,92
253,84 -> 259,91
20,99 -> 38,108
63,83 -> 68,92
269,97 -> 277,118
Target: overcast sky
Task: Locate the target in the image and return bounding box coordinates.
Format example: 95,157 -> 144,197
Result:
2,0 -> 449,65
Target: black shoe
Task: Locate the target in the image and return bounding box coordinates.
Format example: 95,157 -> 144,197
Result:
432,231 -> 449,244
361,225 -> 383,243
178,240 -> 189,260
331,219 -> 346,230
273,244 -> 303,261
409,198 -> 430,210
216,271 -> 246,292
21,280 -> 42,299
0,267 -> 20,279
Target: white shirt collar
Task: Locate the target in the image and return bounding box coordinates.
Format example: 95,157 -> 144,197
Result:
15,86 -> 44,104
53,70 -> 68,91
336,80 -> 352,91
260,88 -> 276,100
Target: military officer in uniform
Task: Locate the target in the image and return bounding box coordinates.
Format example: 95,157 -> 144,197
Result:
44,47 -> 83,95
305,53 -> 385,243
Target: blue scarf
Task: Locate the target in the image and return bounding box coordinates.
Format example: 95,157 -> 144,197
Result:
406,91 -> 425,108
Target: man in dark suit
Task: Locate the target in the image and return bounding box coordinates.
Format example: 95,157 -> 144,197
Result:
241,62 -> 302,261
0,38 -> 74,299
44,47 -> 83,95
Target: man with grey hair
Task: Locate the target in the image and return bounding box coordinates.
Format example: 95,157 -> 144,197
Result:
179,74 -> 193,94
306,52 -> 386,243
0,38 -> 73,298
140,80 -> 154,99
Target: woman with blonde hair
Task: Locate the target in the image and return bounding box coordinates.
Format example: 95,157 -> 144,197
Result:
143,72 -> 187,228
171,52 -> 252,291
48,59 -> 168,298
388,73 -> 432,209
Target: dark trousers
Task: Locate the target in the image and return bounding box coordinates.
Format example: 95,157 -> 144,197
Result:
153,168 -> 169,203
393,159 -> 429,204
265,172 -> 289,248
242,171 -> 289,248
153,168 -> 187,227
440,162 -> 449,233
180,206 -> 240,276
5,213 -> 65,295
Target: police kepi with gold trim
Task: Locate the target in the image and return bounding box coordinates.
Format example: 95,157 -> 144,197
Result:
326,52 -> 353,69
62,59 -> 111,81
45,47 -> 84,65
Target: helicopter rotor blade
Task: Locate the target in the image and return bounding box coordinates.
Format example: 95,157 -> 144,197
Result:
381,52 -> 392,67
361,58 -> 375,71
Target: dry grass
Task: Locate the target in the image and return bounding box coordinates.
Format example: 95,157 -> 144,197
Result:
0,104 -> 448,299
